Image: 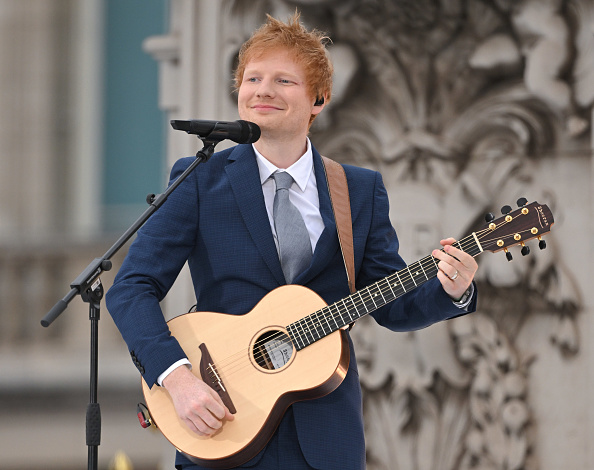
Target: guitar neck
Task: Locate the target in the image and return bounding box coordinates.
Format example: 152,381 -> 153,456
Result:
286,233 -> 483,350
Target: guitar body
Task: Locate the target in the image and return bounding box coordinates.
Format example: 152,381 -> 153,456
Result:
142,284 -> 350,469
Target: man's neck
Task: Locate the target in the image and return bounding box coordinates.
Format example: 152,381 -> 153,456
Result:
253,135 -> 309,169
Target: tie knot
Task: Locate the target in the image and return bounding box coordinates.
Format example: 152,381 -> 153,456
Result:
272,171 -> 294,191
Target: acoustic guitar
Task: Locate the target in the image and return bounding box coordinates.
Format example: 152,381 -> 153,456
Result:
139,200 -> 554,468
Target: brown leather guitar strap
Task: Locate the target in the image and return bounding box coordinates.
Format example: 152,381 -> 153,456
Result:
321,156 -> 355,295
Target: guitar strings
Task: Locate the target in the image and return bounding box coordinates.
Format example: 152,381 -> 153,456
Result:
204,234 -> 479,382
203,213 -> 534,383
209,225 -> 509,382
205,226 -> 492,381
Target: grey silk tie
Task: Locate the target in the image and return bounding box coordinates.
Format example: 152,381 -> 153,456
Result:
272,171 -> 312,283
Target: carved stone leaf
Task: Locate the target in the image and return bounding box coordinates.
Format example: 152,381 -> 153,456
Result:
474,314 -> 499,347
506,434 -> 529,470
469,33 -> 521,71
469,395 -> 491,428
484,422 -> 507,467
569,0 -> 594,107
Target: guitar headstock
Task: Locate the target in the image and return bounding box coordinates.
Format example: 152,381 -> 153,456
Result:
476,199 -> 554,260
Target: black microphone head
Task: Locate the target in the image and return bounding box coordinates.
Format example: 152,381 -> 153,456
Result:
170,120 -> 190,132
236,120 -> 261,144
170,119 -> 260,144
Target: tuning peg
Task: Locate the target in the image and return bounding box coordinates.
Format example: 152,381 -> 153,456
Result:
501,205 -> 512,215
485,212 -> 495,223
517,197 -> 528,207
504,248 -> 513,261
538,237 -> 547,250
521,243 -> 530,256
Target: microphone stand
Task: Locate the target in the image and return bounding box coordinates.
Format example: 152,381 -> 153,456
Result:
41,137 -> 218,470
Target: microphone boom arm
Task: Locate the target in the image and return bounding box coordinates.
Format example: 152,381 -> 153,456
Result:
40,138 -> 217,470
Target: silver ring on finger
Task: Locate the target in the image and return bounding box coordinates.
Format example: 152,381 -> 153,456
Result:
450,270 -> 459,280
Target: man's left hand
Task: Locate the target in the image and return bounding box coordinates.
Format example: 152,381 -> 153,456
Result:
432,237 -> 478,301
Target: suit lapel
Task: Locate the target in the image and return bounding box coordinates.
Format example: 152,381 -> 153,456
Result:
225,145 -> 341,287
225,145 -> 286,285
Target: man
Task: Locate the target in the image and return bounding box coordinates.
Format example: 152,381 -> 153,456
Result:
106,12 -> 478,470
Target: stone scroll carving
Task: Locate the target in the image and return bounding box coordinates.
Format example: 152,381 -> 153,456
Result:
219,1 -> 590,469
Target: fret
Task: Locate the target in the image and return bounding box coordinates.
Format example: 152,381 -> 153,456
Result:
370,283 -> 387,308
379,279 -> 396,303
314,312 -> 326,338
328,304 -> 341,330
340,299 -> 353,325
418,260 -> 428,280
308,312 -> 324,341
293,321 -> 307,348
424,257 -> 439,278
321,307 -> 333,333
377,284 -> 388,304
333,300 -> 345,328
409,261 -> 428,286
313,312 -> 328,338
395,271 -> 406,292
300,318 -> 315,346
316,310 -> 331,336
359,288 -> 375,313
347,295 -> 359,321
430,254 -> 439,271
359,287 -> 377,312
386,275 -> 401,298
406,266 -> 417,287
339,301 -> 351,328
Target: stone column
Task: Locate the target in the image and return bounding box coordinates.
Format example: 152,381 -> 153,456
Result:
143,0 -> 229,320
0,1 -> 61,240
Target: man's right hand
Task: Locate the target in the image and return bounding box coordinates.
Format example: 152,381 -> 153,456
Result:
162,364 -> 234,436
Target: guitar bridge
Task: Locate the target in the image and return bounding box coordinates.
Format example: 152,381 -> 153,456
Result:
199,343 -> 237,414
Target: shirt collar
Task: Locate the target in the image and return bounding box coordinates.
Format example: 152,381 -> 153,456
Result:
254,138 -> 313,192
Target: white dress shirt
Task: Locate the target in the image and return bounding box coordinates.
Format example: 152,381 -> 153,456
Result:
253,138 -> 325,255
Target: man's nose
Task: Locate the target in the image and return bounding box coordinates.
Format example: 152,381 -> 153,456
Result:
256,78 -> 275,98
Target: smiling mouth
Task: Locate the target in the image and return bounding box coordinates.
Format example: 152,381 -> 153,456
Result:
252,105 -> 282,110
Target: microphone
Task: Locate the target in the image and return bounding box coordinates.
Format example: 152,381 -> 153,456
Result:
170,119 -> 261,144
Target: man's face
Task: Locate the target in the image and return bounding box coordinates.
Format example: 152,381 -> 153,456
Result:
237,48 -> 324,140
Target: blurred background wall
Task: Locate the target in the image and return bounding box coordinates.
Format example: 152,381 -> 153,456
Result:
1,1 -> 593,469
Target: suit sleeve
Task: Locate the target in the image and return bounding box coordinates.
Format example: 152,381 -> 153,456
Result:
356,171 -> 476,331
105,157 -> 198,387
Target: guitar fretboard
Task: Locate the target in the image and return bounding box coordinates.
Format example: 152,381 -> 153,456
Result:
286,234 -> 482,350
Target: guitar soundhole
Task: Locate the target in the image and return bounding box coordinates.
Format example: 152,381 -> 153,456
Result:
253,330 -> 294,371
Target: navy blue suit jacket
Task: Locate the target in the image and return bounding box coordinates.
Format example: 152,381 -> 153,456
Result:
106,144 -> 476,469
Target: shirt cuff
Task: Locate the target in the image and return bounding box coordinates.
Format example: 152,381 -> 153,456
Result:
157,358 -> 192,386
452,283 -> 475,310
